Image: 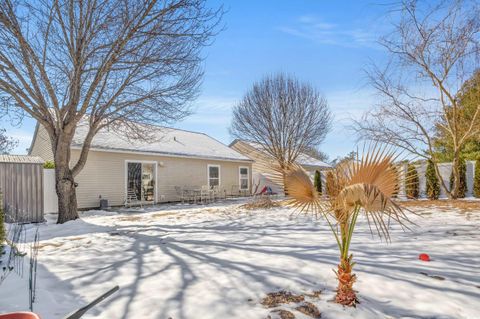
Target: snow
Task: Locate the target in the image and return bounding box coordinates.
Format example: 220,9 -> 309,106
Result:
1,200 -> 479,319
72,122 -> 251,162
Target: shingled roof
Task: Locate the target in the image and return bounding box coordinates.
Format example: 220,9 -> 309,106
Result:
230,139 -> 331,168
71,122 -> 251,162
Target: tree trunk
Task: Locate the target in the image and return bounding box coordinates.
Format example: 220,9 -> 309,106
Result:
335,255 -> 358,307
451,154 -> 460,199
54,135 -> 79,224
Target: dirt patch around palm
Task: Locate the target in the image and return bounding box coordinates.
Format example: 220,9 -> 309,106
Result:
295,302 -> 321,318
262,290 -> 322,318
267,309 -> 296,319
261,291 -> 304,308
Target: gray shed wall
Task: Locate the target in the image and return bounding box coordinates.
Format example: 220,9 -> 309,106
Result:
0,162 -> 44,223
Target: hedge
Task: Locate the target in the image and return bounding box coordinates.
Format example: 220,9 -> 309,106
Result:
426,160 -> 440,200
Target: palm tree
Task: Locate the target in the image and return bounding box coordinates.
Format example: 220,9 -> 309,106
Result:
277,147 -> 411,306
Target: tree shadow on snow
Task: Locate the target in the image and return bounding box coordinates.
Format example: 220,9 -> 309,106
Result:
23,207 -> 480,319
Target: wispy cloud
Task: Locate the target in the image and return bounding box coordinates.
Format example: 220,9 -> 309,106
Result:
181,95 -> 237,126
278,15 -> 378,48
191,96 -> 238,112
5,129 -> 33,154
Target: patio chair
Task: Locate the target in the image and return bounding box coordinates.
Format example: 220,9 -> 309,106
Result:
125,189 -> 142,208
240,188 -> 250,197
220,186 -> 228,200
184,186 -> 201,204
212,185 -> 221,201
200,185 -> 212,204
175,186 -> 186,203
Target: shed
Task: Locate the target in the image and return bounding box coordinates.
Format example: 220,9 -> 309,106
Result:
0,155 -> 45,223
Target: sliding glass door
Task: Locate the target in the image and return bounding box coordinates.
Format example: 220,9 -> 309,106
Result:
127,161 -> 156,203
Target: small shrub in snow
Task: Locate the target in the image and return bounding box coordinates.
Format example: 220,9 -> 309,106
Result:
314,170 -> 322,194
474,158 -> 480,198
449,157 -> 467,198
426,160 -> 440,200
405,164 -> 419,199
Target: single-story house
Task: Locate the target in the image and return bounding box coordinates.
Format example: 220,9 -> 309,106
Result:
229,139 -> 331,194
29,122 -> 253,209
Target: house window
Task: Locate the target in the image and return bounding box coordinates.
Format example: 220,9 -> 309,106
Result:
208,164 -> 220,187
239,167 -> 249,190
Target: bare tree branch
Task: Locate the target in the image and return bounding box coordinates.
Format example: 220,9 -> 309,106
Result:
230,73 -> 332,169
354,0 -> 480,198
0,0 -> 223,223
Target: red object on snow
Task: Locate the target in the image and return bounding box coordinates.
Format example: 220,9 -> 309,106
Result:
259,186 -> 268,194
0,313 -> 41,319
419,253 -> 430,261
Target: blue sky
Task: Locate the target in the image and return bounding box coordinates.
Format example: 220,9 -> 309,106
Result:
1,0 -> 392,161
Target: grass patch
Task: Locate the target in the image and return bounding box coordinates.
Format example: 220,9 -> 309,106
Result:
400,199 -> 480,211
241,197 -> 281,210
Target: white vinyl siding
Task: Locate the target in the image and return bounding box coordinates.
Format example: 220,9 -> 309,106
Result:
64,150 -> 250,209
30,124 -> 253,209
29,124 -> 54,161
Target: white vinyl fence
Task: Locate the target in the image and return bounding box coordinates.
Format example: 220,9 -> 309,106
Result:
414,161 -> 475,198
318,160 -> 476,199
43,169 -> 58,213
42,160 -> 478,214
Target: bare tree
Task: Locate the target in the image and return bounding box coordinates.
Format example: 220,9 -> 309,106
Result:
230,73 -> 332,172
0,128 -> 17,154
354,0 -> 480,198
0,0 -> 222,223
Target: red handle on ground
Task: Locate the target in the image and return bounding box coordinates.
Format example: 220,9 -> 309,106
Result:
0,313 -> 41,319
419,253 -> 430,261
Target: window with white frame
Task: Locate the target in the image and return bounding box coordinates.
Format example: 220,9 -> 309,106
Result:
239,167 -> 249,190
208,165 -> 220,187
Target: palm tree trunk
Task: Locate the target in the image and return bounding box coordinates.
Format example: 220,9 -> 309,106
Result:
335,255 -> 358,306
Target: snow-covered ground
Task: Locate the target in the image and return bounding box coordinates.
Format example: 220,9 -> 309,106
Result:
1,199 -> 479,319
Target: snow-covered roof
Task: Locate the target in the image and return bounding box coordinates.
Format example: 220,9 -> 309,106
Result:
72,123 -> 251,162
295,153 -> 331,168
0,155 -> 44,164
231,140 -> 331,168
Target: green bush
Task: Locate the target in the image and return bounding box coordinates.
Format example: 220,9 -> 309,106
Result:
405,164 -> 419,199
449,157 -> 467,198
426,160 -> 440,200
474,158 -> 480,197
43,161 -> 55,169
314,170 -> 322,194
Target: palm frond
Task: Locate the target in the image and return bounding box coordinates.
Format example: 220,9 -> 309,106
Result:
278,145 -> 412,239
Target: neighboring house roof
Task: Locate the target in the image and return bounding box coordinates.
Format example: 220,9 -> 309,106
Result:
70,122 -> 252,162
0,155 -> 44,164
230,139 -> 331,168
